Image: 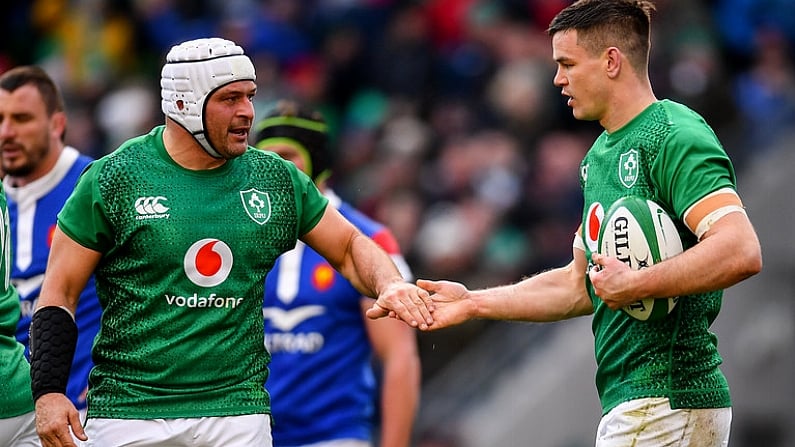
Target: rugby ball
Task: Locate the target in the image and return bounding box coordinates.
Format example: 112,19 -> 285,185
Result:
597,196 -> 684,321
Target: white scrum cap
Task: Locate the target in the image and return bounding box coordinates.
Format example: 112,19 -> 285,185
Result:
160,37 -> 256,158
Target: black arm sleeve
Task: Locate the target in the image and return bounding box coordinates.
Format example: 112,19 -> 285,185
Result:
29,306 -> 78,402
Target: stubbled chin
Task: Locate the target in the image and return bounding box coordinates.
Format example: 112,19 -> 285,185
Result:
0,157 -> 22,173
228,141 -> 249,158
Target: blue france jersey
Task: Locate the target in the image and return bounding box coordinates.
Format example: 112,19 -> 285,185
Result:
264,192 -> 412,446
7,147 -> 101,410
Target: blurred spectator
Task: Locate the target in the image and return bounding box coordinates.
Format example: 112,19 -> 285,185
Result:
135,0 -> 217,52
731,29 -> 795,162
412,129 -> 526,281
516,131 -> 589,271
371,3 -> 436,109
713,0 -> 795,64
95,80 -> 159,152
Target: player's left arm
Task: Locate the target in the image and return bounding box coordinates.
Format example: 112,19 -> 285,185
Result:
679,189 -> 762,289
301,205 -> 434,329
594,190 -> 762,301
361,298 -> 420,447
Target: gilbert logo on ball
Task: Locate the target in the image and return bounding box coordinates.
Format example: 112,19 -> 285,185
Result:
597,196 -> 684,321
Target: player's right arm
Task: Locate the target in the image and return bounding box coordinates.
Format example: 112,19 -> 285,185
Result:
32,227 -> 101,447
37,227 -> 99,312
417,228 -> 593,330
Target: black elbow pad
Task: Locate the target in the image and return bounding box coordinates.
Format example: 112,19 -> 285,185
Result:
29,306 -> 78,402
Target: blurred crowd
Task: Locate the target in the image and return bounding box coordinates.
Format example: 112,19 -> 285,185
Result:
2,0 -> 793,380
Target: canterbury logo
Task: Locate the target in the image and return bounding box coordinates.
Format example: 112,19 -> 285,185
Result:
135,196 -> 170,219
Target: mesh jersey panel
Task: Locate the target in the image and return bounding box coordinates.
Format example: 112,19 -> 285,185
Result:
579,100 -> 735,414
57,126 -> 328,419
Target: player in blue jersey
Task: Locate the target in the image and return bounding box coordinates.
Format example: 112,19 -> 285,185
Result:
0,67 -> 51,446
254,100 -> 420,447
0,65 -> 101,421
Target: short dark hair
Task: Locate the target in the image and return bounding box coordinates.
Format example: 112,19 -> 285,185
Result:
0,65 -> 65,116
547,0 -> 655,74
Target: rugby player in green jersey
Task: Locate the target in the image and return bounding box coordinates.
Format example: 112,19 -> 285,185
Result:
409,1 -> 763,446
29,37 -> 434,447
0,191 -> 38,446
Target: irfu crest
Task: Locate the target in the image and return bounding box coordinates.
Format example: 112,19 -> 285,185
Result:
619,149 -> 639,188
240,189 -> 271,225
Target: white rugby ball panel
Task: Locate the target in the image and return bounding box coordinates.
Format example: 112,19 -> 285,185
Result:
646,200 -> 684,260
597,196 -> 683,322
599,205 -> 658,270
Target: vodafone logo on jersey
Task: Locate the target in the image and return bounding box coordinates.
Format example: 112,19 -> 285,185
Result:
183,239 -> 234,287
584,202 -> 604,252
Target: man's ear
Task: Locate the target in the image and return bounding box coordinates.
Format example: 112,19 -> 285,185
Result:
51,110 -> 67,142
605,47 -> 622,79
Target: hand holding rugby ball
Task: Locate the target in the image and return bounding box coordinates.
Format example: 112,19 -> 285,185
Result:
597,196 -> 684,321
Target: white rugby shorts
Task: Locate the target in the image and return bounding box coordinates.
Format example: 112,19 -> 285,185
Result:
0,411 -> 39,447
82,414 -> 272,447
596,397 -> 731,447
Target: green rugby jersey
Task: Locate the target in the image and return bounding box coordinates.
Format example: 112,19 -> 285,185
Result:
57,125 -> 328,419
0,191 -> 34,418
579,100 -> 736,414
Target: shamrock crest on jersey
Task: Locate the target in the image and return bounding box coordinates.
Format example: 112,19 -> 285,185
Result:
619,148 -> 639,188
240,189 -> 272,225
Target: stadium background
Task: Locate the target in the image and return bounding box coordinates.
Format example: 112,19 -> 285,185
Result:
2,0 -> 793,445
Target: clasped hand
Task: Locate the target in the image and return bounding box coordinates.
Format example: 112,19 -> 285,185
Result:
365,281 -> 435,330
